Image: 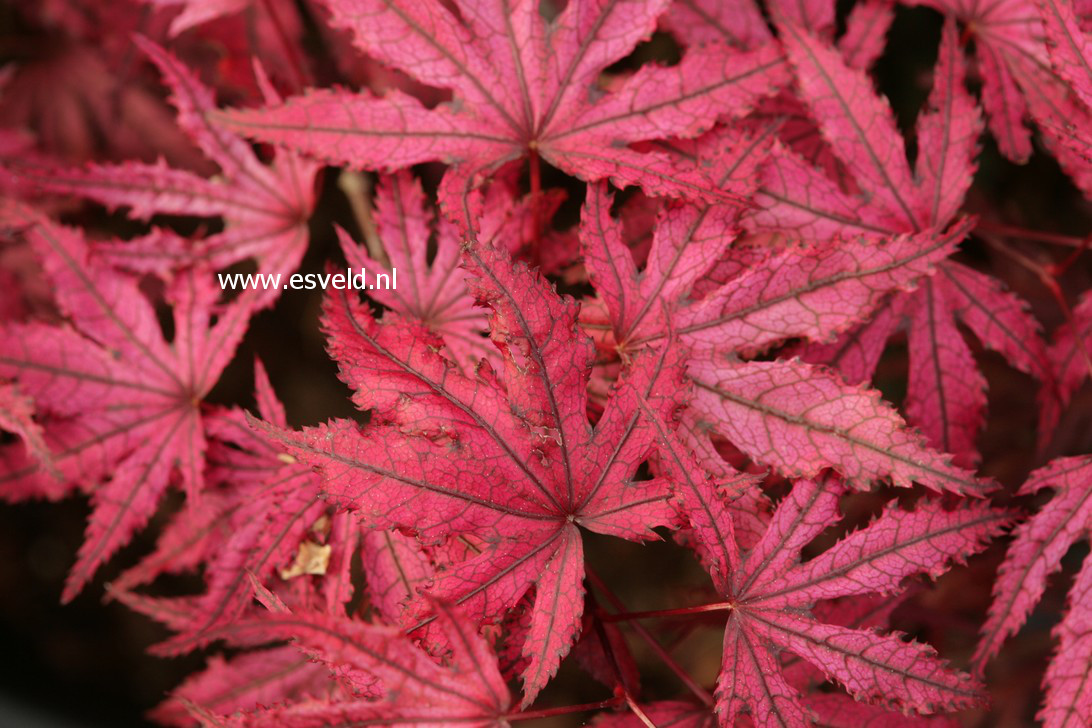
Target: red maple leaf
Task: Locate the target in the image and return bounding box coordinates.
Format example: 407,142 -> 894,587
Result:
579,132 -> 983,496
256,238 -> 687,703
652,411 -> 1009,724
755,19 -> 1052,466
214,0 -> 788,220
0,218 -> 249,601
14,37 -> 319,309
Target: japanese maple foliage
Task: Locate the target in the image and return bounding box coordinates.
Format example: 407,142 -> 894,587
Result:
1,0 -> 1091,727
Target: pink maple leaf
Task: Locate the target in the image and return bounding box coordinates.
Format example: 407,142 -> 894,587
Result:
654,416 -> 1008,723
757,19 -> 1051,467
0,218 -> 249,601
213,0 -> 788,220
974,455 -> 1092,727
906,0 -> 1092,195
253,238 -> 688,704
14,37 -> 319,309
580,179 -> 984,494
138,360 -> 333,653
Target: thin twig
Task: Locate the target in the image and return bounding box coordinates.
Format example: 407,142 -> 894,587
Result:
587,568 -> 716,707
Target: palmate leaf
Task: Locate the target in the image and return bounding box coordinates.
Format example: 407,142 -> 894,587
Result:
0,219 -> 249,601
687,357 -> 987,494
906,0 -> 1092,196
137,360 -> 331,654
15,37 -> 318,308
254,237 -> 687,704
974,456 -> 1092,728
899,0 -> 1042,162
580,168 -> 986,495
206,598 -> 511,727
214,0 -> 788,218
337,171 -> 558,375
575,121 -> 983,504
651,413 -> 1008,725
755,18 -> 1052,467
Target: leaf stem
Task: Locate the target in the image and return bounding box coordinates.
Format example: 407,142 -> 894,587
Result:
587,569 -> 716,707
625,693 -> 659,728
599,602 -> 733,622
502,697 -> 622,722
258,0 -> 309,92
975,220 -> 1090,249
529,145 -> 543,264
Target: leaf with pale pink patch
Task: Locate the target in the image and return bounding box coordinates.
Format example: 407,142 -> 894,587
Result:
688,357 -> 989,493
0,220 -> 249,601
668,475 -> 1003,724
252,238 -> 687,704
214,0 -> 787,207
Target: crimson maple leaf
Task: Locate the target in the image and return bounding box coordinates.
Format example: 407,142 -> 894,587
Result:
973,456 -> 1092,727
337,171 -> 569,375
14,37 -> 319,309
754,19 -> 1052,467
1041,291 -> 1092,438
578,127 -> 983,495
904,0 -> 1092,191
201,596 -> 512,727
214,0 -> 788,220
122,359 -> 336,654
255,238 -> 687,704
653,416 -> 1008,725
0,218 -> 249,601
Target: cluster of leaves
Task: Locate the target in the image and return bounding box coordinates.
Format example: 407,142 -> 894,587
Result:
1,0 -> 1091,726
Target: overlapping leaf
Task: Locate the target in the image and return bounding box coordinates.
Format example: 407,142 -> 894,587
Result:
974,456 -> 1092,728
0,219 -> 249,600
758,19 -> 1050,466
209,598 -> 511,727
655,419 -> 1007,724
337,171 -> 553,374
687,357 -> 987,494
14,37 -> 318,308
256,238 -> 686,704
215,0 -> 788,217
